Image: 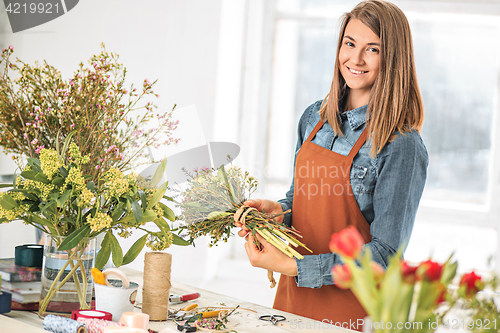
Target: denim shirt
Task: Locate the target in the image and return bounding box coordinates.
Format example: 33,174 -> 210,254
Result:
278,100 -> 428,289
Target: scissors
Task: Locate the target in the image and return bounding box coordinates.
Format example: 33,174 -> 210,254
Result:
259,314 -> 286,325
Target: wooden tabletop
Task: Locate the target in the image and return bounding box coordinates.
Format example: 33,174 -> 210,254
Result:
1,268 -> 356,333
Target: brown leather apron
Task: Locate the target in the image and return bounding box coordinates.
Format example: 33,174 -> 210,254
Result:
273,120 -> 372,329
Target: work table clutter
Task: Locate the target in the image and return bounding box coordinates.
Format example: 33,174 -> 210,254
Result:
1,267 -> 354,333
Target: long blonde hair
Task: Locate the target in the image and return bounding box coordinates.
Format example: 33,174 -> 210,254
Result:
319,0 -> 424,156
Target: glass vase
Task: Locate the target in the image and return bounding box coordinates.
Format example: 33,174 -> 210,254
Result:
39,233 -> 96,317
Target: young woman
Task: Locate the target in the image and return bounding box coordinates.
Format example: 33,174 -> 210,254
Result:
237,0 -> 428,328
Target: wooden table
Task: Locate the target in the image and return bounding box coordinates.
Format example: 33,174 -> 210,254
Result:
1,268 -> 356,333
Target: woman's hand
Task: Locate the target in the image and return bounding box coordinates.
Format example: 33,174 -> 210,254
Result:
244,232 -> 298,276
235,199 -> 284,238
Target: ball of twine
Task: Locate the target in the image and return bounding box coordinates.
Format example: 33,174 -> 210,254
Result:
142,252 -> 172,321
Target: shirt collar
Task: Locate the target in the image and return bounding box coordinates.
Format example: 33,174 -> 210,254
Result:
339,104 -> 368,130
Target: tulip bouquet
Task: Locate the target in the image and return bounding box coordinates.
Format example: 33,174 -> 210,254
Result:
329,226 -> 458,333
329,226 -> 500,333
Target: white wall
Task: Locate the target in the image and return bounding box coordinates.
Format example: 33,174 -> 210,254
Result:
0,0 -> 226,282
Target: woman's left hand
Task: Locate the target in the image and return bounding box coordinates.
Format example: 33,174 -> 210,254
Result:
244,232 -> 298,277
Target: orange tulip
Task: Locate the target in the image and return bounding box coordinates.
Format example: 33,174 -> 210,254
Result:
329,226 -> 364,259
332,263 -> 353,289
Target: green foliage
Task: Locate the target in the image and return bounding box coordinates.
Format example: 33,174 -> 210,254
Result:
0,137 -> 190,269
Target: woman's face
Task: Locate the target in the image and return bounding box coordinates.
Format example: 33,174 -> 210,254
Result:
339,19 -> 381,100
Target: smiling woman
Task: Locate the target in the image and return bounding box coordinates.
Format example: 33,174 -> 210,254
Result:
338,19 -> 380,109
237,1 -> 427,330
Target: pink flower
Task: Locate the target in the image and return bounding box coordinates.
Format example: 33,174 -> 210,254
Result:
96,165 -> 100,170
70,123 -> 75,128
9,45 -> 13,50
331,264 -> 353,289
144,79 -> 150,86
35,145 -> 44,154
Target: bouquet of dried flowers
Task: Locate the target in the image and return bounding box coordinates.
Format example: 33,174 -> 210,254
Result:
177,165 -> 311,287
0,136 -> 188,316
0,43 -> 179,182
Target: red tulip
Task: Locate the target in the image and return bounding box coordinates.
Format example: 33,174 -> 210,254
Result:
436,284 -> 447,304
371,261 -> 385,286
401,261 -> 418,284
417,260 -> 443,282
459,271 -> 483,297
332,264 -> 353,289
329,226 -> 364,259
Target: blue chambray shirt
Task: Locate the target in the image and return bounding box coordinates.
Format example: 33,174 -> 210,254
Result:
278,100 -> 428,289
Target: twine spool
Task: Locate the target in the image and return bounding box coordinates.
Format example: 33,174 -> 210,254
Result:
142,252 -> 172,321
42,314 -> 87,333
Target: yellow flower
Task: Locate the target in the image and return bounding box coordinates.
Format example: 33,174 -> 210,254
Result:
68,142 -> 90,166
0,193 -> 27,221
87,211 -> 112,232
64,167 -> 86,192
23,178 -> 55,201
153,203 -> 163,220
104,167 -> 129,199
117,227 -> 132,238
78,188 -> 94,207
146,231 -> 173,251
40,148 -> 62,179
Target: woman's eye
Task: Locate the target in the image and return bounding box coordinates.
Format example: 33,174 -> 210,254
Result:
368,47 -> 379,53
345,41 -> 354,47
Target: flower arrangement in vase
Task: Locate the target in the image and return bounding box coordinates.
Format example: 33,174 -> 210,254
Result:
0,136 -> 188,316
330,226 -> 500,333
0,43 -> 187,316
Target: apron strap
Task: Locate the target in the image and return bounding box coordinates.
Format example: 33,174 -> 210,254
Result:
305,120 -> 326,143
347,128 -> 369,160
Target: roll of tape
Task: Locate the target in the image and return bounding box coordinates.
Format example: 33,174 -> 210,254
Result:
0,290 -> 12,314
14,244 -> 43,267
103,268 -> 130,288
76,318 -> 124,333
43,314 -> 87,333
119,312 -> 149,330
72,310 -> 113,321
